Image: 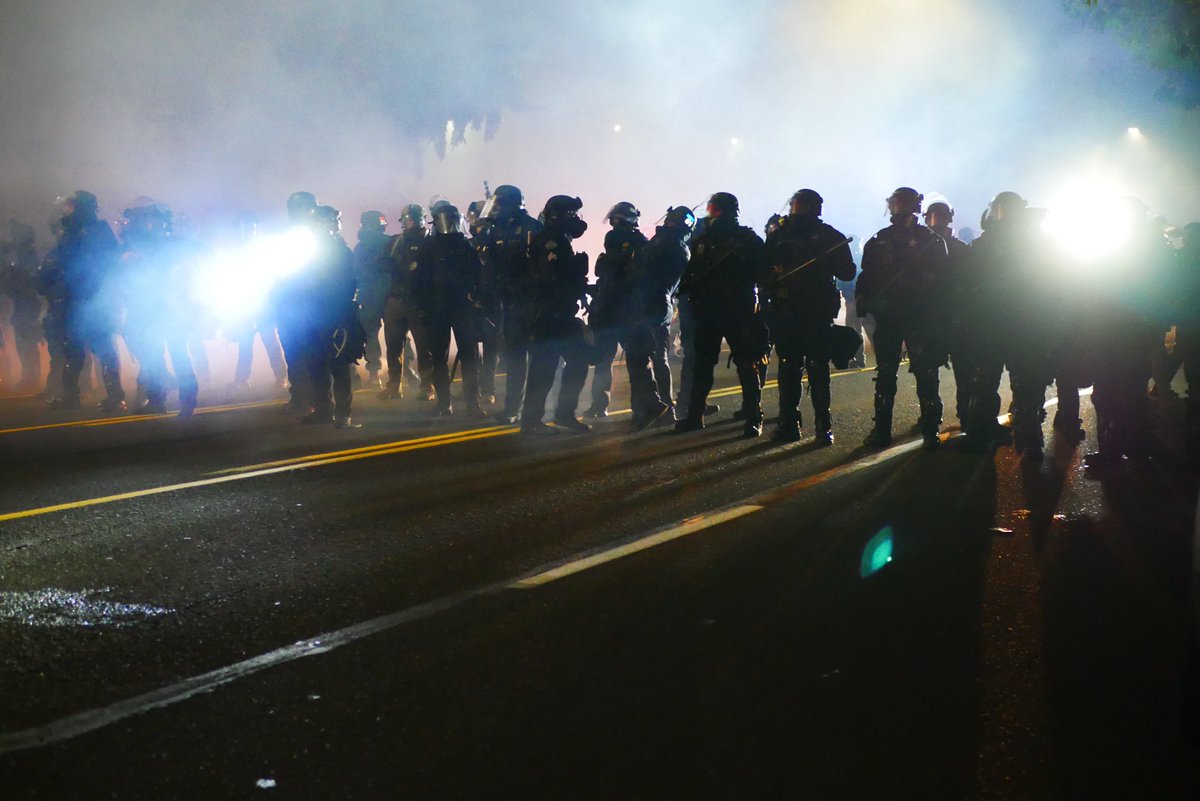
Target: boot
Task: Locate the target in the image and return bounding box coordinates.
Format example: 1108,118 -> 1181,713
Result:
813,410 -> 833,446
919,397 -> 943,450
772,419 -> 801,443
863,393 -> 894,447
741,404 -> 763,438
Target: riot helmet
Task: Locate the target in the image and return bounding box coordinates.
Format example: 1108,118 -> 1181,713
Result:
429,197 -> 453,217
398,204 -> 427,232
923,201 -> 954,230
359,210 -> 386,231
789,188 -> 823,218
982,191 -> 1026,230
286,191 -> 318,223
433,205 -> 463,235
1181,221 -> 1200,252
663,205 -> 697,234
606,201 -> 640,228
706,192 -> 739,221
886,187 -> 923,217
122,203 -> 172,243
542,195 -> 587,238
482,184 -> 524,221
57,190 -> 100,231
764,214 -> 782,237
313,205 -> 342,235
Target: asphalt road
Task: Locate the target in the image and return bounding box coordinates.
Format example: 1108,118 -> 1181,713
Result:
1,359 -> 1198,799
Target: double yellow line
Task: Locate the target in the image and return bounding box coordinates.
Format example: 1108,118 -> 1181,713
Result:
0,425 -> 518,523
0,399 -> 282,436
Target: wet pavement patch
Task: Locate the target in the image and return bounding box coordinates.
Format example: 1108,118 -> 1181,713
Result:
0,588 -> 174,628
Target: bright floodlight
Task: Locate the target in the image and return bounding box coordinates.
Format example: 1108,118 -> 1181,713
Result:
730,137 -> 740,146
613,123 -> 622,133
1043,182 -> 1133,266
1127,126 -> 1143,139
193,226 -> 318,322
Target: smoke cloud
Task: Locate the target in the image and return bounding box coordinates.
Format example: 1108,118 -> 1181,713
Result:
2,0 -> 1197,251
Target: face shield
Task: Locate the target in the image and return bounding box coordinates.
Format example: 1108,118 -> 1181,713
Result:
433,210 -> 463,235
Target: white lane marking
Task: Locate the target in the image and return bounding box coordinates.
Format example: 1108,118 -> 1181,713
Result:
508,505 -> 765,589
0,582 -> 504,755
0,386 -> 1091,752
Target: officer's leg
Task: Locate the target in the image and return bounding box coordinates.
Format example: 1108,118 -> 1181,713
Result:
650,322 -> 674,413
302,330 -> 334,421
521,336 -> 558,430
555,331 -> 591,428
728,322 -> 763,438
167,336 -> 198,415
13,308 -> 43,390
677,316 -> 720,430
773,331 -> 803,442
359,303 -> 384,379
479,310 -> 500,400
807,353 -> 833,445
261,322 -> 288,387
865,322 -> 903,446
331,356 -> 353,423
426,316 -> 453,413
230,317 -> 253,386
912,353 -> 944,448
625,323 -> 664,423
89,327 -> 125,405
277,316 -> 310,410
951,348 -> 972,425
502,305 -> 531,419
451,311 -> 482,414
677,298 -> 697,417
57,309 -> 86,405
379,297 -> 405,397
586,327 -> 619,416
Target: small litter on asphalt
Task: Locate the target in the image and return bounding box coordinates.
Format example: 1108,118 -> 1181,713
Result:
989,527 -> 1015,537
307,694 -> 321,701
256,778 -> 277,789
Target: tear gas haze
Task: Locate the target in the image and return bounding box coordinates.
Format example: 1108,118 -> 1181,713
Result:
1,0 -> 1197,250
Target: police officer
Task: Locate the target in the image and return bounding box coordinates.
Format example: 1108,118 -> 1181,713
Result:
674,192 -> 768,437
626,205 -> 694,430
274,191 -> 319,415
228,212 -> 288,393
378,204 -> 431,400
962,192 -> 1055,461
585,201 -> 649,418
466,199 -> 501,405
923,201 -> 972,427
520,195 -> 592,434
353,210 -> 391,390
413,204 -> 486,417
0,221 -> 45,393
763,189 -> 856,444
1084,197 -> 1173,467
48,190 -> 126,411
479,185 -> 543,424
120,203 -> 199,416
1175,222 -> 1200,465
856,187 -> 950,448
301,205 -> 361,428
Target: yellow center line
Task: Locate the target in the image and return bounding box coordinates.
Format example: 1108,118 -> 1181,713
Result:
0,399 -> 284,436
0,428 -> 518,523
206,425 -> 516,475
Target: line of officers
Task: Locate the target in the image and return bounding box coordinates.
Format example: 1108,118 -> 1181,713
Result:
338,182 -> 1200,466
9,184 -> 1197,466
2,191 -> 214,416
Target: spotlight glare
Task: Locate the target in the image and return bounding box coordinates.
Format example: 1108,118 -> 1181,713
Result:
730,137 -> 739,146
1044,181 -> 1132,266
613,123 -> 622,133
